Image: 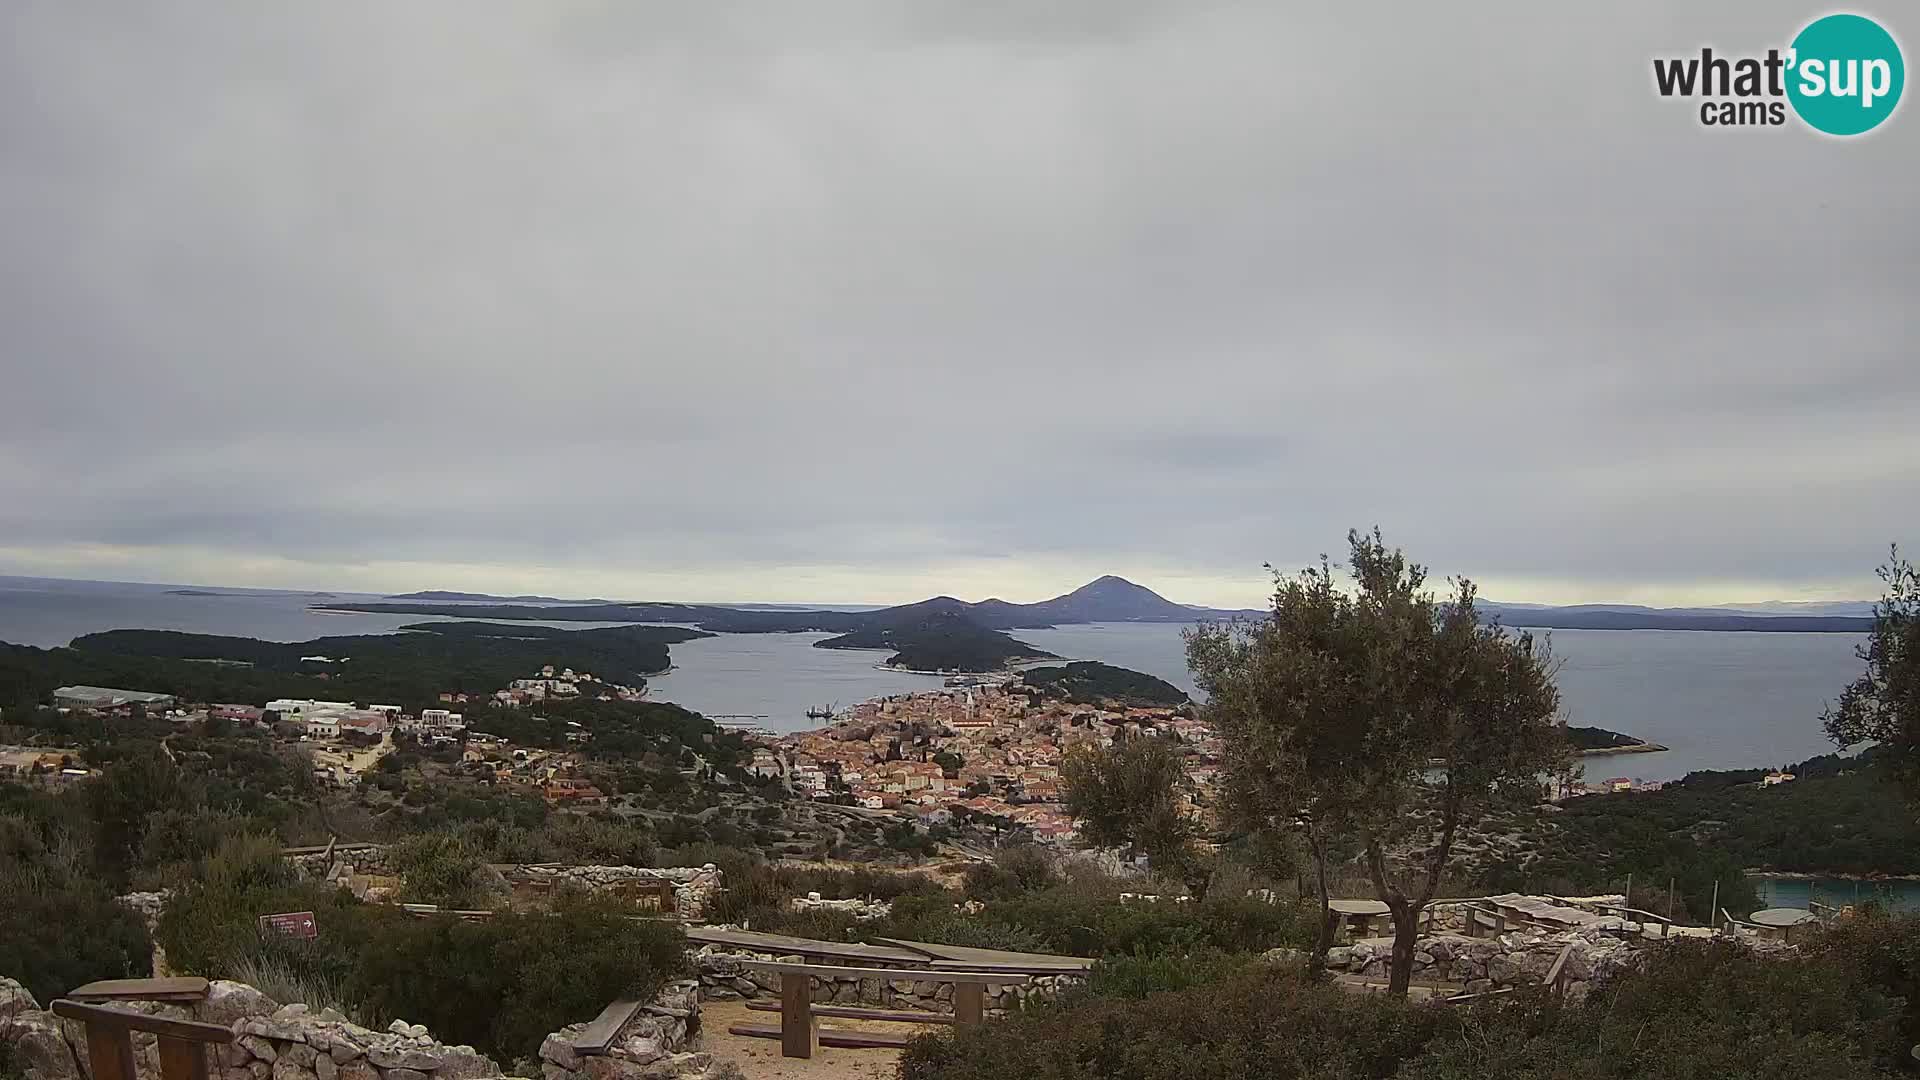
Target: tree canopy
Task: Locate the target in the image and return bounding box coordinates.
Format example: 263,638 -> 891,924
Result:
1824,546 -> 1920,798
1188,528 -> 1567,995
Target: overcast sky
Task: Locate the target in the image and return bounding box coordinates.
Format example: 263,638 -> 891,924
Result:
1,1 -> 1913,608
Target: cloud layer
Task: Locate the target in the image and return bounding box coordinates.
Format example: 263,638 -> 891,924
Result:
2,1 -> 1914,606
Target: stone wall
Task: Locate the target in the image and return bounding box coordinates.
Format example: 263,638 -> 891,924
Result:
1322,927 -> 1640,999
788,893 -> 891,920
0,979 -> 497,1080
536,981 -> 714,1080
284,848 -> 722,922
691,946 -> 1081,1016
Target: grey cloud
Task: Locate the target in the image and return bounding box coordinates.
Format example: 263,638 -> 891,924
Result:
1,0 -> 1914,604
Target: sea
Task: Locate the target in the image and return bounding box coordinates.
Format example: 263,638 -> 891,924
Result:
0,575 -> 1872,780
5,574 -> 1910,907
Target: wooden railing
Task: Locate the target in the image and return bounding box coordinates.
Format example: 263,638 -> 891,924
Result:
50,1000 -> 232,1080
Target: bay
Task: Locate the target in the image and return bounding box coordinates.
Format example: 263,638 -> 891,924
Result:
0,577 -> 1872,781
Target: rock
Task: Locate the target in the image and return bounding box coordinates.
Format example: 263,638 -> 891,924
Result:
387,1020 -> 413,1036
249,1062 -> 273,1080
433,1046 -> 499,1079
0,977 -> 40,1020
325,1034 -> 366,1064
282,1044 -> 317,1069
337,1062 -> 378,1080
729,977 -> 757,995
541,1031 -> 584,1071
199,982 -> 279,1027
1463,979 -> 1494,995
406,1025 -> 427,1040
543,1066 -> 578,1080
4,1011 -> 83,1080
270,1058 -> 318,1080
1414,951 -> 1436,968
367,1047 -> 441,1070
315,1055 -> 337,1080
384,1069 -> 430,1080
617,1035 -> 664,1065
238,1018 -> 306,1043
1262,947 -> 1307,967
1326,946 -> 1353,969
238,1036 -> 279,1063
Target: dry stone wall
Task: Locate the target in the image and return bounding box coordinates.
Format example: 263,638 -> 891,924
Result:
536,981 -> 713,1080
691,946 -> 1081,1016
0,979 -> 496,1080
1320,927 -> 1641,999
284,848 -> 722,921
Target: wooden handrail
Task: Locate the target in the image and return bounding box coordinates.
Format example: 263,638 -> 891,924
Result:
51,999 -> 233,1080
1543,941 -> 1578,997
738,961 -> 1031,985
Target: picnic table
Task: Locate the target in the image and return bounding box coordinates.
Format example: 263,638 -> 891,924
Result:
1328,899 -> 1391,938
1748,907 -> 1820,942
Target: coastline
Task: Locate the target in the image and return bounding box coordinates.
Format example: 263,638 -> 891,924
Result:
1579,741 -> 1670,756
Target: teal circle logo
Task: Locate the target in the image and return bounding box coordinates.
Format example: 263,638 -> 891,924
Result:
1787,14 -> 1904,135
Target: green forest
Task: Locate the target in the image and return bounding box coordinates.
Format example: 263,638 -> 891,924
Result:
0,622 -> 707,712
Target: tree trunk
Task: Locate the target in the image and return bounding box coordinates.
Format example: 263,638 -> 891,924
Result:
1387,901 -> 1421,997
1307,830 -> 1334,977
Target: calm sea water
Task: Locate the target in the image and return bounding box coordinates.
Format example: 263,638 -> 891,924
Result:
0,576 -> 1870,781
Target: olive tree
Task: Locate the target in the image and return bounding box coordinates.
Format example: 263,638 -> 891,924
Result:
1824,546 -> 1920,795
1060,732 -> 1209,893
1190,529 -> 1566,996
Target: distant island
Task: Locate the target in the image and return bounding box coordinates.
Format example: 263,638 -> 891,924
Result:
327,575 -> 1874,636
815,602 -> 1057,673
1021,660 -> 1189,707
386,590 -> 619,603
165,589 -> 226,596
1567,725 -> 1667,755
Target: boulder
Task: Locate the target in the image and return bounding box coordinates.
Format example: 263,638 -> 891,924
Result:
384,1069 -> 430,1080
337,1062 -> 378,1080
541,1030 -> 585,1072
314,1054 -> 337,1080
237,1036 -> 279,1063
0,977 -> 39,1021
3,1010 -> 84,1080
281,1043 -> 317,1069
199,983 -> 279,1027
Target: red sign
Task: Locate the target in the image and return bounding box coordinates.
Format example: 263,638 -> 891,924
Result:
258,911 -> 318,940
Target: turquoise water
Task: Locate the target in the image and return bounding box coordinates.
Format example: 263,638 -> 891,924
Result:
1752,876 -> 1920,913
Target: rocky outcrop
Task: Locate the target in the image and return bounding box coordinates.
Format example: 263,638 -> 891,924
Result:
536,981 -> 716,1080
690,947 -> 1081,1015
1,979 -> 84,1080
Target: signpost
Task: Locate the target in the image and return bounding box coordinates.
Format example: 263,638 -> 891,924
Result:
258,911 -> 318,940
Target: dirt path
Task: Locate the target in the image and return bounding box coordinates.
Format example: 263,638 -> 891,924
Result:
698,999 -> 945,1079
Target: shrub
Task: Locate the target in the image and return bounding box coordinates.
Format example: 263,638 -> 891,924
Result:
389,831 -> 489,907
0,806 -> 154,1004
962,846 -> 1057,901
899,964 -> 1442,1080
1081,949 -> 1256,1000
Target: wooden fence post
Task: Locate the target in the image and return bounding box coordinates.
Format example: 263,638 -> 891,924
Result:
780,975 -> 816,1059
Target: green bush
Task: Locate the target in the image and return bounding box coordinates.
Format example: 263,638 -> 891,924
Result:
899,963 -> 1443,1080
1400,939 -> 1903,1079
902,937 -> 1909,1080
962,846 -> 1058,902
0,809 -> 153,1004
1081,949 -> 1257,1000
389,831 -> 489,907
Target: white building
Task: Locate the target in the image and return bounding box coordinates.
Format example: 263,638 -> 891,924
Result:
404,708 -> 465,734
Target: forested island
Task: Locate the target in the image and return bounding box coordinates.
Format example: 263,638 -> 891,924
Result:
0,622 -> 708,711
1566,725 -> 1667,754
1022,661 -> 1190,707
814,603 -> 1057,672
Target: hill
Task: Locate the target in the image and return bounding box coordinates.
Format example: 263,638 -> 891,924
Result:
1021,661 -> 1190,706
814,604 -> 1057,672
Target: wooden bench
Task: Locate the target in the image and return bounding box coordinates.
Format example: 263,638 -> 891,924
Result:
69,978 -> 211,1004
567,999 -> 646,1056
51,1000 -> 232,1080
744,1001 -> 958,1025
727,962 -> 1031,1059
